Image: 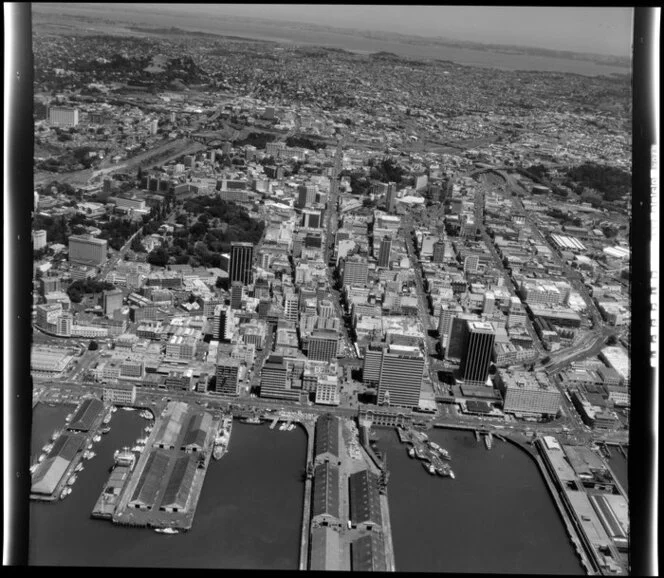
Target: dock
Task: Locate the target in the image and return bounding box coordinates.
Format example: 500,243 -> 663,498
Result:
269,416 -> 279,430
298,418 -> 316,571
91,464 -> 132,519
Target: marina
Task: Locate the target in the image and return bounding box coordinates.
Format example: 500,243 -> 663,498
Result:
394,426 -> 455,480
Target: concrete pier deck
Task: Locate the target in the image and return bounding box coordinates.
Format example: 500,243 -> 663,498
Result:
298,419 -> 316,571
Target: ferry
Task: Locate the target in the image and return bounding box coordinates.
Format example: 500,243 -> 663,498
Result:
154,527 -> 179,535
408,447 -> 416,458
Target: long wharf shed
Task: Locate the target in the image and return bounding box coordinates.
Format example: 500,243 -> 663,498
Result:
348,469 -> 383,530
314,414 -> 340,465
312,462 -> 341,527
351,533 -> 387,572
309,526 -> 342,571
67,397 -> 104,432
31,434 -> 84,495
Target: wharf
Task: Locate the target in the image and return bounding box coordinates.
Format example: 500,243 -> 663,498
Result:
111,405 -> 220,532
269,417 -> 279,430
91,464 -> 132,519
298,418 -> 316,571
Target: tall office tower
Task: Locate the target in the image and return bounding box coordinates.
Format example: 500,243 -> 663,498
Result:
438,303 -> 463,341
260,356 -> 299,400
318,299 -> 334,319
445,313 -> 479,361
215,355 -> 240,396
297,184 -> 317,208
308,329 -> 339,363
377,345 -> 425,407
461,321 -> 496,386
284,293 -> 299,322
68,235 -> 108,266
432,240 -> 446,264
48,106 -> 79,127
32,230 -> 47,251
102,289 -> 124,316
483,291 -> 495,315
362,342 -> 387,384
385,182 -> 397,213
230,242 -> 254,286
213,304 -> 234,342
57,312 -> 73,337
230,281 -> 244,310
342,257 -> 369,287
378,237 -> 392,269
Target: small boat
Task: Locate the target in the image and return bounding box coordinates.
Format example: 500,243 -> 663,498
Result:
438,448 -> 451,460
38,454 -> 45,463
102,413 -> 112,424
30,464 -> 38,474
484,434 -> 493,450
43,443 -> 53,453
155,527 -> 179,535
50,430 -> 61,442
86,451 -> 96,460
213,445 -> 227,460
60,488 -> 69,500
423,462 -> 436,475
123,407 -> 136,412
100,426 -> 111,434
132,446 -> 143,452
75,463 -> 84,472
242,416 -> 262,424
449,470 -> 455,479
279,423 -> 286,431
65,414 -> 73,422
93,434 -> 101,443
111,407 -> 117,413
288,424 -> 295,431
408,447 -> 415,458
67,474 -> 77,486
144,426 -> 152,433
429,442 -> 442,451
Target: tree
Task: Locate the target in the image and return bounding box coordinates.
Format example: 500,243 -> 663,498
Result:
215,276 -> 224,288
88,340 -> 99,351
147,247 -> 169,267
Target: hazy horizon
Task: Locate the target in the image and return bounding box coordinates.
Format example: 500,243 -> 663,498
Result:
86,4 -> 633,58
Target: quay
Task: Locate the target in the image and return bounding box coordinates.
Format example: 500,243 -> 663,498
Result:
297,417 -> 316,571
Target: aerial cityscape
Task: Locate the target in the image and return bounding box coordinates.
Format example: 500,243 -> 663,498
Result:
25,4 -> 633,573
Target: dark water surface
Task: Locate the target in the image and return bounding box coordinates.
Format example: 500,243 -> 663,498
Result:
607,445 -> 628,493
29,410 -> 305,569
377,427 -> 585,575
30,402 -> 76,463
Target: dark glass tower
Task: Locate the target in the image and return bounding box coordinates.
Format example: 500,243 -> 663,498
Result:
230,242 -> 254,286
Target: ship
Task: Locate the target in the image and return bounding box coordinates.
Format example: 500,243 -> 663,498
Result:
154,527 -> 179,535
212,415 -> 233,460
242,416 -> 262,424
408,447 -> 415,458
422,462 -> 436,475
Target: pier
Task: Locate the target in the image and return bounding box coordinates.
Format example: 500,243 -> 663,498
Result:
269,416 -> 279,430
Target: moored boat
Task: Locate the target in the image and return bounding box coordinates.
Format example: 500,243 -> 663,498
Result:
67,474 -> 77,486
422,462 -> 436,475
408,447 -> 415,458
155,527 -> 179,535
93,434 -> 101,443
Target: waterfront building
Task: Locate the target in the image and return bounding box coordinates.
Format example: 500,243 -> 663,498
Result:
164,369 -> 194,391
31,434 -> 84,496
495,369 -> 562,417
32,229 -> 47,251
351,534 -> 387,572
460,321 -> 495,386
31,345 -> 74,376
102,383 -> 136,405
312,462 -> 341,527
67,398 -> 104,432
315,375 -> 340,406
68,234 -> 108,266
377,345 -> 425,408
103,288 -> 124,316
230,242 -> 254,286
348,469 -> 383,530
309,527 -> 342,571
308,329 -> 339,363
48,106 -> 79,127
215,355 -> 241,396
378,237 -> 392,268
314,414 -> 340,465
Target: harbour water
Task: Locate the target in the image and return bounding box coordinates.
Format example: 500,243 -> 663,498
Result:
29,409 -> 305,569
30,402 -> 76,463
608,446 -> 628,493
376,427 -> 586,575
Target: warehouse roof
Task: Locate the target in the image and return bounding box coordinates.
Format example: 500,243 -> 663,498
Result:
349,469 -> 382,527
351,533 -> 387,572
67,398 -> 104,432
314,414 -> 339,459
312,462 -> 340,521
130,450 -> 170,508
160,453 -> 196,511
309,526 -> 341,571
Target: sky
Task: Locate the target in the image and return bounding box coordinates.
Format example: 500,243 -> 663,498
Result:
149,5 -> 634,57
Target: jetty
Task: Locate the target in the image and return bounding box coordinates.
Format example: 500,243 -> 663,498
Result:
269,416 -> 279,430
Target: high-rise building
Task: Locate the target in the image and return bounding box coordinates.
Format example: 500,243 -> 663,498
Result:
260,356 -> 299,400
432,240 -> 446,264
302,209 -> 322,229
48,106 -> 79,127
230,242 -> 254,286
362,342 -> 388,384
377,345 -> 425,408
284,293 -> 299,322
508,296 -> 528,329
215,355 -> 240,396
385,182 -> 397,213
297,184 -> 317,208
308,329 -> 339,363
318,299 -> 334,319
68,235 -> 108,266
461,321 -> 495,386
342,257 -> 369,287
378,237 -> 392,269
102,289 -> 124,316
32,230 -> 47,251
483,291 -> 495,315
230,281 -> 244,310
